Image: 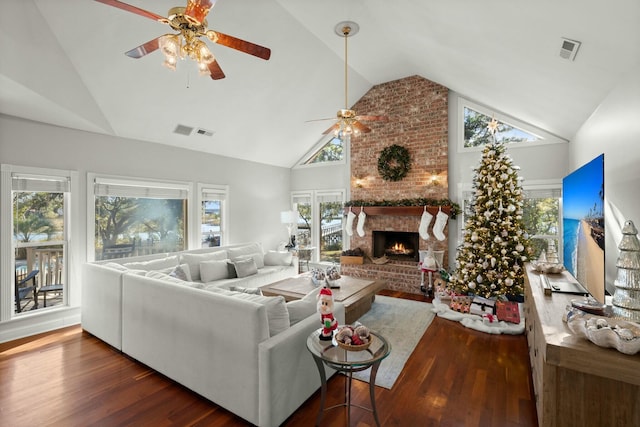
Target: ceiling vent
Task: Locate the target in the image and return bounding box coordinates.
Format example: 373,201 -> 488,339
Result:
196,128 -> 215,137
559,38 -> 581,61
173,124 -> 194,136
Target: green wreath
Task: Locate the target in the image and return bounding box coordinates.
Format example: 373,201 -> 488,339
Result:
377,144 -> 411,181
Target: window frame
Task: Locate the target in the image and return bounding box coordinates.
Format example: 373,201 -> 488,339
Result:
1,164 -> 79,321
291,189 -> 346,263
293,133 -> 347,169
457,97 -> 567,153
87,173 -> 193,262
195,183 -> 229,248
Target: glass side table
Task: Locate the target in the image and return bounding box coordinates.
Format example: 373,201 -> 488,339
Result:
306,329 -> 391,426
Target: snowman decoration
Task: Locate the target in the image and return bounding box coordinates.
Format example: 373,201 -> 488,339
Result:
317,286 -> 338,340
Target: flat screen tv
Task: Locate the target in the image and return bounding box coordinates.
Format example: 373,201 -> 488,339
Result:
562,153 -> 605,302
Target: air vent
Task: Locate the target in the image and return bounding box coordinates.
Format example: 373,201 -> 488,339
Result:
559,38 -> 581,61
196,128 -> 214,137
174,124 -> 194,136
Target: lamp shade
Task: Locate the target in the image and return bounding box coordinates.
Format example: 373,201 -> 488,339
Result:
280,210 -> 298,224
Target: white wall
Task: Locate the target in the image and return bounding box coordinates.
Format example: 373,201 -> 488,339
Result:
0,114 -> 291,341
569,64 -> 640,296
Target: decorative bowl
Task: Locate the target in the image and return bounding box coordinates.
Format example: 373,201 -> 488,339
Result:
566,307 -> 640,355
336,340 -> 371,352
531,261 -> 565,274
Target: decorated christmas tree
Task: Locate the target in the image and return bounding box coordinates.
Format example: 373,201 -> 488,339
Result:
453,119 -> 530,298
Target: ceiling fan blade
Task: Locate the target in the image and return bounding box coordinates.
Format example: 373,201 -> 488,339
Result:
124,37 -> 161,58
322,123 -> 340,135
184,0 -> 217,24
355,115 -> 389,122
94,0 -> 164,21
353,120 -> 372,134
210,31 -> 271,60
305,117 -> 335,123
207,60 -> 226,80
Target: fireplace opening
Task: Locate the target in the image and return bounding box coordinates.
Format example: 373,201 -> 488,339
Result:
373,231 -> 420,262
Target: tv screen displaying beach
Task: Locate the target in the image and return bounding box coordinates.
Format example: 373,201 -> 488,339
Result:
562,154 -> 605,302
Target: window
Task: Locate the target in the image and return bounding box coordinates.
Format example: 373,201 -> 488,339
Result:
92,177 -> 188,260
10,172 -> 71,314
199,185 -> 228,248
458,98 -> 566,151
292,190 -> 345,263
460,183 -> 561,261
303,136 -> 344,165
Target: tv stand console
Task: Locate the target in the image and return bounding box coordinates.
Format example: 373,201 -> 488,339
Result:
524,264 -> 640,427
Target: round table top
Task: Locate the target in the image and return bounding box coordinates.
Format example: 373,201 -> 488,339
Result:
306,329 -> 391,371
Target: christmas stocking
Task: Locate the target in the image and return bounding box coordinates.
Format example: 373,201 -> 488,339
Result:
433,210 -> 449,241
345,210 -> 356,236
418,208 -> 433,240
356,210 -> 367,237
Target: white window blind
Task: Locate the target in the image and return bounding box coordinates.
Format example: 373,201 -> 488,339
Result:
94,178 -> 188,199
202,188 -> 227,201
12,175 -> 70,192
316,192 -> 343,203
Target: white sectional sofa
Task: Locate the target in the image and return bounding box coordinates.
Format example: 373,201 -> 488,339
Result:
82,242 -> 344,427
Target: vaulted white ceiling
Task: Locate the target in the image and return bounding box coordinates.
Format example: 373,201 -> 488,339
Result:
1,0 -> 638,168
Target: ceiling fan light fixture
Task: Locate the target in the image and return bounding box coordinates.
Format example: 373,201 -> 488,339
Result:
184,0 -> 213,25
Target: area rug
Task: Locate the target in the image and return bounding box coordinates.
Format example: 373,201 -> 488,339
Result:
350,296 -> 435,389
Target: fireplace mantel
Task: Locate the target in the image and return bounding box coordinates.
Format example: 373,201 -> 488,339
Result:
343,206 -> 452,217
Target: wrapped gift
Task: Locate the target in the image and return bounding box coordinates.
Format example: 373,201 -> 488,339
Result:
450,295 -> 472,313
482,313 -> 499,324
496,301 -> 521,324
470,296 -> 496,316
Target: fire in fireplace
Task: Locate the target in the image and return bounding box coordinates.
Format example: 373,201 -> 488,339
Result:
373,231 -> 420,262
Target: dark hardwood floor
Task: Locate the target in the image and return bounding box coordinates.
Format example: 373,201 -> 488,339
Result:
0,291 -> 538,426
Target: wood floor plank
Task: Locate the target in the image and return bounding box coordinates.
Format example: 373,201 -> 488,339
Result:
0,291 -> 537,426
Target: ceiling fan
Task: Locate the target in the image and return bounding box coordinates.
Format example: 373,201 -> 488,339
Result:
95,0 -> 271,80
309,21 -> 388,138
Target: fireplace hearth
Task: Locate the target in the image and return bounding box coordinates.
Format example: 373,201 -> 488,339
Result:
373,231 -> 420,262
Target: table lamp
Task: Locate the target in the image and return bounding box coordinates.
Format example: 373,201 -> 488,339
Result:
280,210 -> 298,248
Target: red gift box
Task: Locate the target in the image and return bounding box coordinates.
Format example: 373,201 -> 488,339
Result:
496,301 -> 521,324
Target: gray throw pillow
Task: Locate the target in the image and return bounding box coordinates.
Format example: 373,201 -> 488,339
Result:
233,258 -> 258,278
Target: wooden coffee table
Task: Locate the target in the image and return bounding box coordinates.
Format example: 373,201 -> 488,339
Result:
261,274 -> 386,324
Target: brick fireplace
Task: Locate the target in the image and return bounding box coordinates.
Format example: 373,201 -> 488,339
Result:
340,75 -> 450,295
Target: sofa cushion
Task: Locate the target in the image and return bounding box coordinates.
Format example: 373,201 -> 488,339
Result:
123,255 -> 179,271
103,262 -> 129,271
230,293 -> 290,336
145,270 -> 204,289
169,263 -> 192,281
229,285 -> 262,295
227,242 -> 263,260
200,259 -> 230,282
180,251 -> 228,281
264,251 -> 293,266
232,258 -> 258,278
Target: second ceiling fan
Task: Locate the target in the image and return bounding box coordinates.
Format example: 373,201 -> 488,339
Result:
311,21 -> 388,138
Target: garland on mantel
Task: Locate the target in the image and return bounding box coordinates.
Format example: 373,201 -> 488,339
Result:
345,198 -> 461,219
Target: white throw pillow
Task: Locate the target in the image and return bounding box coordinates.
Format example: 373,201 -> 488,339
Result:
231,293 -> 290,336
200,259 -> 230,282
180,251 -> 228,281
236,252 -> 265,269
286,300 -> 317,326
232,258 -> 258,278
263,251 -> 293,266
123,255 -> 179,271
227,243 -> 263,259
